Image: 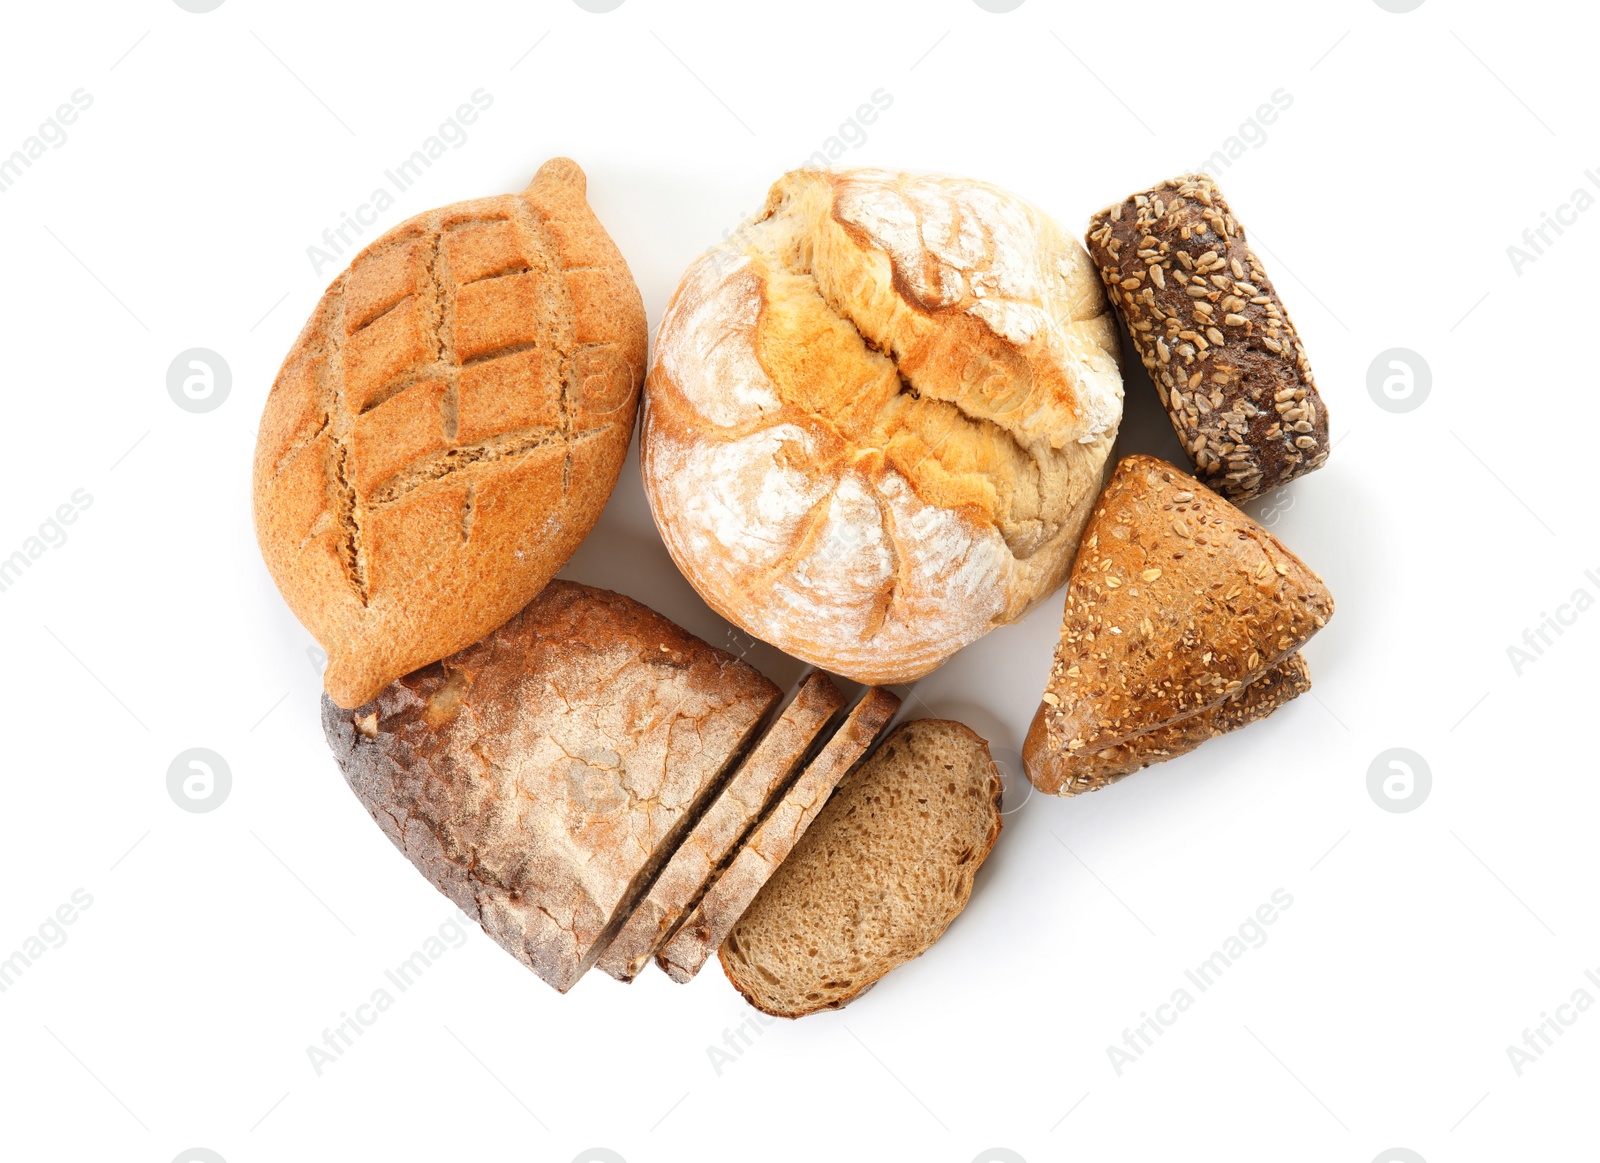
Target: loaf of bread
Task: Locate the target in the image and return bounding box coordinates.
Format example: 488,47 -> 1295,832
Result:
657,687 -> 901,983
595,671 -> 846,982
1024,651 -> 1311,795
643,167 -> 1124,686
256,159 -> 647,709
720,719 -> 1002,1018
321,581 -> 778,993
1085,175 -> 1328,502
1023,455 -> 1332,792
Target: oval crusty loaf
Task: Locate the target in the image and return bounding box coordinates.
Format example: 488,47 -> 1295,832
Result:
256,159 -> 647,709
1085,174 -> 1329,502
321,580 -> 779,993
642,167 -> 1124,686
1024,454 -> 1333,792
719,719 -> 1002,1018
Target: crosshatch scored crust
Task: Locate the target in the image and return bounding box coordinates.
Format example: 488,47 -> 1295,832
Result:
656,686 -> 902,983
1023,454 -> 1332,791
642,167 -> 1126,687
595,671 -> 847,982
254,158 -> 647,709
1085,174 -> 1329,502
320,581 -> 780,994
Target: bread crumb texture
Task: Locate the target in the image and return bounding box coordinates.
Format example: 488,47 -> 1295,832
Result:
643,168 -> 1125,685
655,686 -> 900,984
595,671 -> 846,982
1023,454 -> 1332,795
255,159 -> 647,708
320,581 -> 778,993
719,718 -> 1002,1018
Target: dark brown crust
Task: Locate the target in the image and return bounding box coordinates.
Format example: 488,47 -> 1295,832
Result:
1085,174 -> 1328,501
321,580 -> 779,993
1026,454 -> 1332,774
1024,651 -> 1311,795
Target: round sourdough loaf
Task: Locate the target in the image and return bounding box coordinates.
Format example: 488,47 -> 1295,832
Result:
253,159 -> 647,709
642,168 -> 1124,685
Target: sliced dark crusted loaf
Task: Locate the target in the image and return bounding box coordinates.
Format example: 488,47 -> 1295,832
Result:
719,719 -> 1003,1018
321,580 -> 779,993
1086,174 -> 1328,501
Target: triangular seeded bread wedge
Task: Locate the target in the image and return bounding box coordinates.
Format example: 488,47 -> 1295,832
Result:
1025,651 -> 1311,795
1024,454 -> 1332,791
656,686 -> 901,983
719,719 -> 1003,1018
321,581 -> 779,993
595,671 -> 847,982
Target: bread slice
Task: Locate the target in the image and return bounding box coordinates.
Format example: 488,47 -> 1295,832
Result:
594,671 -> 847,982
1025,651 -> 1311,795
1024,454 -> 1332,793
719,719 -> 1003,1018
656,686 -> 901,983
321,581 -> 779,992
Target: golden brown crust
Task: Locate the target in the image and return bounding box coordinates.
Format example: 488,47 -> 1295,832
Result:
255,159 -> 647,708
656,687 -> 901,983
320,581 -> 779,993
1024,454 -> 1331,787
1024,651 -> 1311,795
641,168 -> 1123,687
1086,174 -> 1328,502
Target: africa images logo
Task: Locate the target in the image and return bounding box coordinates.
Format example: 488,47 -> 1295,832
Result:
168,349 -> 231,414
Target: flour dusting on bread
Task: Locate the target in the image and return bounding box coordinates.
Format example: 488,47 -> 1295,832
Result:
642,167 -> 1123,685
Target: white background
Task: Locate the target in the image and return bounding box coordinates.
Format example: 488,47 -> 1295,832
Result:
1,1 -> 1594,1160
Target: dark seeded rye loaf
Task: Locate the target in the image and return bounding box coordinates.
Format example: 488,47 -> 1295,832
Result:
1086,174 -> 1329,502
719,719 -> 1003,1018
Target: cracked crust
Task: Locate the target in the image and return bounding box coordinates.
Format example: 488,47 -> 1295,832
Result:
321,581 -> 779,993
595,671 -> 847,982
642,168 -> 1124,686
1022,455 -> 1332,792
656,686 -> 900,983
1085,174 -> 1329,502
1023,651 -> 1312,795
719,719 -> 1003,1018
257,158 -> 648,709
